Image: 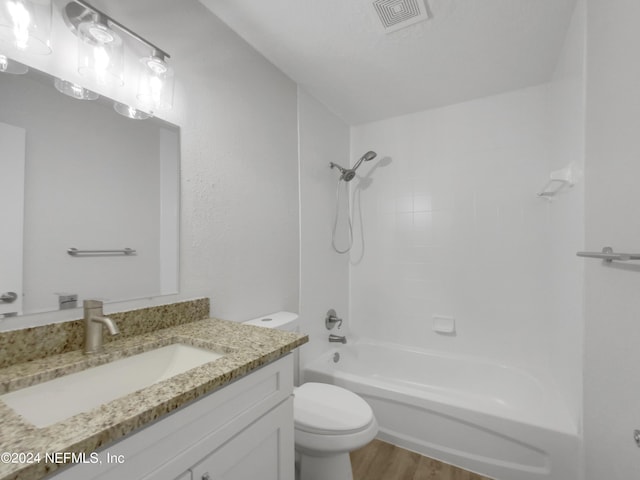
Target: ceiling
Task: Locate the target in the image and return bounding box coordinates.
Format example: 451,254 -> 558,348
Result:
199,0 -> 578,125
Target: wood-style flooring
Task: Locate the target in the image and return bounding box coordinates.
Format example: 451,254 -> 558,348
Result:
350,439 -> 493,480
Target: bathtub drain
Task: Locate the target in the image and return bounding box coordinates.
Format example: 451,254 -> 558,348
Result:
333,352 -> 340,363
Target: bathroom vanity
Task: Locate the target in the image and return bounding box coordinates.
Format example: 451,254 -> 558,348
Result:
0,301 -> 307,480
51,355 -> 295,480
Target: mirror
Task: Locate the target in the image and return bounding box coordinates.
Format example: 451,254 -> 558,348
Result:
0,66 -> 179,317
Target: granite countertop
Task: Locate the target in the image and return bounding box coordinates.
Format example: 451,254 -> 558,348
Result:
0,318 -> 307,480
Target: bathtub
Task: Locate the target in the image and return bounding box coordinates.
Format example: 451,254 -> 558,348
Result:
303,340 -> 580,480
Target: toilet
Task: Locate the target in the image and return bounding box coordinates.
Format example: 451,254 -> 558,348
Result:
244,312 -> 378,480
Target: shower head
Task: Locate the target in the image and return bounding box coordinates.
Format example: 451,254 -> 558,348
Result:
345,151 -> 377,181
342,170 -> 357,182
352,151 -> 377,171
362,151 -> 377,161
330,150 -> 377,182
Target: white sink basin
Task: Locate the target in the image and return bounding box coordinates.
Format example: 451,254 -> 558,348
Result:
1,343 -> 225,428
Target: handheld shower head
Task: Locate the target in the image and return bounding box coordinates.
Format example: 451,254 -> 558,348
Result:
363,151 -> 377,161
352,150 -> 377,172
330,150 -> 377,182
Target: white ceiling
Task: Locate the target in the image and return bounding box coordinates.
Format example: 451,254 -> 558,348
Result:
199,0 -> 578,125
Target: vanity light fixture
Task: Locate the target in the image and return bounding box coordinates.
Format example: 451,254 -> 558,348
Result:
63,0 -> 173,110
0,53 -> 27,73
113,101 -> 151,120
54,77 -> 98,100
0,0 -> 52,55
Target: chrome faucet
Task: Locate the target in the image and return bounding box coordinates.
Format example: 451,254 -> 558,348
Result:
84,300 -> 119,354
329,334 -> 347,344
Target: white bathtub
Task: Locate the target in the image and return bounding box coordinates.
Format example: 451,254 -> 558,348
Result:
303,340 -> 579,480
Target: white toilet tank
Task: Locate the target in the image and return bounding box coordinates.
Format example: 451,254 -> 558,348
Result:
243,311 -> 300,332
243,311 -> 301,384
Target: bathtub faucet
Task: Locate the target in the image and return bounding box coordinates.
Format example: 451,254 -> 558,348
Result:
329,334 -> 347,344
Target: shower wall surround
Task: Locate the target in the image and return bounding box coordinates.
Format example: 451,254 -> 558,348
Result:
298,89 -> 351,368
545,0 -> 585,425
350,85 -> 553,370
349,0 -> 585,423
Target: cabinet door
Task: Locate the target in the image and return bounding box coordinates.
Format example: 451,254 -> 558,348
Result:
190,398 -> 294,480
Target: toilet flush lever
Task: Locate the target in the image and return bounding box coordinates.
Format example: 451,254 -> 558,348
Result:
325,309 -> 343,330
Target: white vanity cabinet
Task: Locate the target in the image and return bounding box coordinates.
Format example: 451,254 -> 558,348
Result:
50,355 -> 295,480
189,399 -> 291,480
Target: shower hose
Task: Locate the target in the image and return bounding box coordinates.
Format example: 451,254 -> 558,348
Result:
332,178 -> 352,254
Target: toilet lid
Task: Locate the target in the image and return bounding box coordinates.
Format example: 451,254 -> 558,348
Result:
294,383 -> 374,435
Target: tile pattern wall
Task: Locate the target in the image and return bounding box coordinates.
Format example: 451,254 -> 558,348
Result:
349,85 -> 573,379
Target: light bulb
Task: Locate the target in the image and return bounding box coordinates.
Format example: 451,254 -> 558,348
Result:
77,20 -> 123,87
0,0 -> 51,55
93,45 -> 109,83
7,1 -> 30,50
137,55 -> 174,112
149,76 -> 162,104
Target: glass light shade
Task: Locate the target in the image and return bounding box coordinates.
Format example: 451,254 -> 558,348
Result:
77,20 -> 124,87
137,55 -> 174,112
0,0 -> 51,54
0,53 -> 27,73
113,102 -> 151,120
54,78 -> 98,100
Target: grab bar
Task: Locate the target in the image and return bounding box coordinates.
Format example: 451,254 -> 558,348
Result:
576,247 -> 640,263
68,247 -> 136,256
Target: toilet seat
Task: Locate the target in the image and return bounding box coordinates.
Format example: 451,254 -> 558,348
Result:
294,383 -> 374,435
293,383 -> 378,458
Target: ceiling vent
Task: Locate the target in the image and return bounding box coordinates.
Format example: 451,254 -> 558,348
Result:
372,0 -> 431,33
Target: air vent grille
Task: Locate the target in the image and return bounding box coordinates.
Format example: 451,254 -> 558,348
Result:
372,0 -> 431,33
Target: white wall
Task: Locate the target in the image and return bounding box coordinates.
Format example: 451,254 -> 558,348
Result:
169,0 -> 300,320
3,0 -> 300,328
349,30 -> 585,423
584,1 -> 640,478
297,88 -> 350,371
98,0 -> 300,321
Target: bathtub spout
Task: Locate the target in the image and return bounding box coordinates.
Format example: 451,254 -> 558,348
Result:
329,334 -> 347,344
